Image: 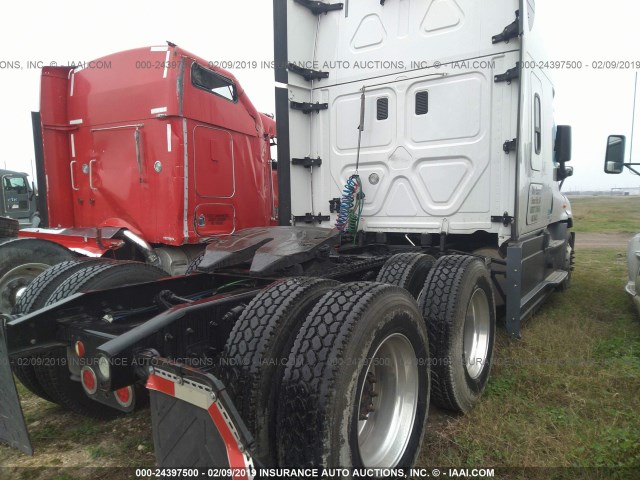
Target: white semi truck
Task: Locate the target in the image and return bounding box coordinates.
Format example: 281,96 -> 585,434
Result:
1,0 -> 574,472
278,0 -> 574,337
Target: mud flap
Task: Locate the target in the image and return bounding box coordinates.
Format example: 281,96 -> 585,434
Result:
147,359 -> 256,478
0,319 -> 32,455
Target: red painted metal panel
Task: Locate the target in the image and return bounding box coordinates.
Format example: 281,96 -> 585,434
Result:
207,403 -> 250,479
34,45 -> 276,249
146,374 -> 176,397
194,126 -> 235,198
67,47 -> 180,127
40,67 -> 75,228
18,229 -> 124,256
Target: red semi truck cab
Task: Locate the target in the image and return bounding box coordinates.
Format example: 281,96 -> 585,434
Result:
37,45 -> 277,247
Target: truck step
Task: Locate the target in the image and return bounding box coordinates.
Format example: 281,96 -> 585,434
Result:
520,270 -> 568,309
546,239 -> 565,250
544,270 -> 568,285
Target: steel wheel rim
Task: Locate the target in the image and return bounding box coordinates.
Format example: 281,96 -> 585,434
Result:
0,263 -> 49,312
357,333 -> 419,468
463,287 -> 491,379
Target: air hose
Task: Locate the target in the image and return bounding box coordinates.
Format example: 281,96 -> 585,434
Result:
336,86 -> 366,236
336,174 -> 364,234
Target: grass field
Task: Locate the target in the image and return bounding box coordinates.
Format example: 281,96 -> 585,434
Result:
569,196 -> 640,234
1,197 -> 639,479
422,247 -> 640,475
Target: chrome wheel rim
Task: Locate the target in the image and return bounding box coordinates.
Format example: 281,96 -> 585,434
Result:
463,288 -> 491,379
357,333 -> 419,468
0,263 -> 49,312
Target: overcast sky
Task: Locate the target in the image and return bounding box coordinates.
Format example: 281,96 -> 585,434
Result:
1,0 -> 639,191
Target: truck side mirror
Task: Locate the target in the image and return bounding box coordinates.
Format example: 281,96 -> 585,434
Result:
555,125 -> 572,164
604,135 -> 626,174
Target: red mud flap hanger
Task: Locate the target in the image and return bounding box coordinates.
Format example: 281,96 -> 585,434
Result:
0,316 -> 32,455
145,355 -> 258,479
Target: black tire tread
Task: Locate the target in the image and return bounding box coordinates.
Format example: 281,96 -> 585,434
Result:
557,233 -> 575,292
12,260 -> 96,401
14,259 -> 108,315
221,277 -> 338,464
0,238 -> 76,314
277,282 -> 408,467
376,252 -> 435,298
5,247 -> 82,401
45,262 -> 129,306
12,258 -> 113,402
420,254 -> 493,412
45,261 -> 165,306
34,348 -> 121,420
11,360 -> 52,402
35,261 -> 166,417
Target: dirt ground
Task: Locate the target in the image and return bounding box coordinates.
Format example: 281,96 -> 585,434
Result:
574,232 -> 632,249
0,232 -> 634,478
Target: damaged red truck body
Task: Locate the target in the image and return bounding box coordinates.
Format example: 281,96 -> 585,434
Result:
0,44 -> 277,312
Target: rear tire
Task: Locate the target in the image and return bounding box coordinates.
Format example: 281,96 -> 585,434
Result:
34,261 -> 167,418
11,258 -> 108,402
420,255 -> 496,413
376,252 -> 435,299
14,258 -> 109,315
277,282 -> 430,469
45,261 -> 166,305
220,277 -> 338,466
0,238 -> 75,313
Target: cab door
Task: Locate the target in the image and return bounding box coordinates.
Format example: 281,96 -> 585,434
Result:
1,174 -> 31,221
516,0 -> 554,237
521,70 -> 551,230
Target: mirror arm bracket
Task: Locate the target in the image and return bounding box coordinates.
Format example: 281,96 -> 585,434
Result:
624,164 -> 640,176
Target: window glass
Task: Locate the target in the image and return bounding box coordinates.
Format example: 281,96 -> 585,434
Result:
2,175 -> 28,212
191,63 -> 237,102
534,94 -> 541,154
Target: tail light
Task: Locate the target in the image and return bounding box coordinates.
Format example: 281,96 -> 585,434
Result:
114,386 -> 134,408
74,341 -> 85,358
81,366 -> 97,395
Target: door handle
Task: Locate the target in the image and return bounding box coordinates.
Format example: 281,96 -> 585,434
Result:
89,160 -> 97,191
70,161 -> 79,191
